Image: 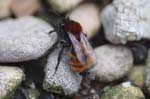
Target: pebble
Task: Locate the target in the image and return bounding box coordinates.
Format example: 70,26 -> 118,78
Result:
91,45 -> 133,82
48,0 -> 83,13
0,0 -> 11,18
0,66 -> 24,99
70,3 -> 101,38
128,65 -> 146,88
127,42 -> 148,64
145,49 -> 150,94
43,47 -> 82,96
101,0 -> 150,44
101,82 -> 145,99
10,0 -> 41,17
0,16 -> 57,62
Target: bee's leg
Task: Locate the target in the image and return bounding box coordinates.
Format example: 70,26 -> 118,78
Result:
48,30 -> 56,34
53,45 -> 65,75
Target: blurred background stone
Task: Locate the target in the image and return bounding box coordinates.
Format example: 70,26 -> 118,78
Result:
101,82 -> 145,99
70,3 -> 101,38
10,0 -> 41,17
48,0 -> 83,13
0,0 -> 11,18
128,65 -> 146,88
91,45 -> 133,82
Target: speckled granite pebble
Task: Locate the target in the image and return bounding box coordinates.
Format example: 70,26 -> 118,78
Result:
101,82 -> 145,99
43,47 -> 82,96
0,16 -> 57,62
0,66 -> 24,99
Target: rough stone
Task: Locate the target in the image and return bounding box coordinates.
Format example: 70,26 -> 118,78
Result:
43,47 -> 82,96
101,0 -> 150,44
0,16 -> 57,62
0,66 -> 24,99
101,82 -> 145,99
91,45 -> 133,82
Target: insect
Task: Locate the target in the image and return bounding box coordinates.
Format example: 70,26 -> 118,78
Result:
49,18 -> 96,75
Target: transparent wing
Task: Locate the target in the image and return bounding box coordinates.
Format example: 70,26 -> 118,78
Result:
68,33 -> 86,66
80,32 -> 97,66
68,32 -> 96,67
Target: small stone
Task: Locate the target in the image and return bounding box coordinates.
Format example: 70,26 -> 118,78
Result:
0,16 -> 57,62
48,0 -> 83,13
43,47 -> 82,96
0,0 -> 11,18
101,83 -> 145,99
145,67 -> 150,94
128,65 -> 146,88
10,0 -> 41,17
101,0 -> 150,44
91,45 -> 133,82
70,3 -> 101,38
127,42 -> 148,64
0,66 -> 24,99
145,49 -> 150,94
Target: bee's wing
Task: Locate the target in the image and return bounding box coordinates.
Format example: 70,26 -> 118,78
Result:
68,32 -> 96,67
80,32 -> 97,66
68,33 -> 86,66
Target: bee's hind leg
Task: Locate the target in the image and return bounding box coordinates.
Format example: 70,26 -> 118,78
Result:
53,45 -> 65,75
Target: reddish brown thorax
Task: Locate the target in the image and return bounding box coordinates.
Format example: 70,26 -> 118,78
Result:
64,20 -> 82,39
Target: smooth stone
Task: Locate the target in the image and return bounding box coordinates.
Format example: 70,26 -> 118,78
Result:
0,16 -> 57,62
91,45 -> 133,82
101,82 -> 145,99
101,0 -> 150,44
48,0 -> 83,13
70,3 -> 101,38
10,0 -> 41,17
0,0 -> 11,18
128,65 -> 146,88
0,66 -> 24,99
43,47 -> 82,96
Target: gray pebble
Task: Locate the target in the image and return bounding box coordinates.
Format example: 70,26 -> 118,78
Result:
91,45 -> 133,82
0,16 -> 57,62
43,47 -> 82,96
101,0 -> 150,44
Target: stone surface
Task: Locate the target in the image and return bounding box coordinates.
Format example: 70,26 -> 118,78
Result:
10,0 -> 41,17
0,0 -> 11,18
91,45 -> 133,82
0,66 -> 24,99
48,0 -> 83,13
146,49 -> 150,94
128,65 -> 146,88
0,16 -> 57,62
101,82 -> 145,99
70,3 -> 100,38
101,0 -> 150,44
43,47 -> 82,96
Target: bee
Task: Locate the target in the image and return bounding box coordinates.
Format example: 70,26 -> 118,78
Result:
49,18 -> 96,75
